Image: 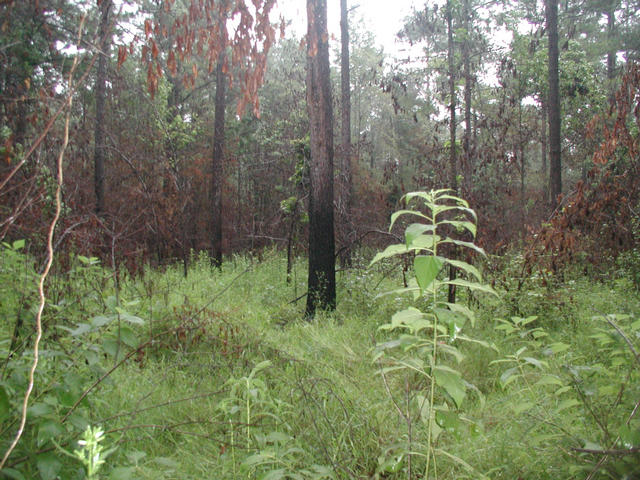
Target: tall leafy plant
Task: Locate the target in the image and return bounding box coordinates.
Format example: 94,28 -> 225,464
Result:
371,189 -> 496,479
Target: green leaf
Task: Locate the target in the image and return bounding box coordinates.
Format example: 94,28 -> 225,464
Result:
405,223 -> 435,247
119,326 -> 139,348
414,256 -> 444,291
523,357 -> 548,369
109,467 -> 136,479
1,468 -> 25,480
440,238 -> 486,256
443,278 -> 498,296
91,315 -> 113,328
390,209 -> 429,230
442,258 -> 482,281
619,424 -> 640,448
36,452 -> 62,480
370,244 -> 408,265
12,239 -> 25,250
500,367 -> 519,388
436,408 -> 461,433
439,219 -> 477,237
535,375 -> 564,387
389,307 -> 432,333
0,385 -> 10,422
37,420 -> 65,447
434,365 -> 466,408
70,323 -> 92,337
154,457 -> 179,468
410,234 -> 441,251
557,398 -> 581,412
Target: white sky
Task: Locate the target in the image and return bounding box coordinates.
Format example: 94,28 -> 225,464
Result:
275,0 -> 417,56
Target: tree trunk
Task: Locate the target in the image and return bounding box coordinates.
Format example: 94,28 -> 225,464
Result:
606,4 -> 616,80
462,0 -> 472,197
94,0 -> 112,216
339,0 -> 353,267
546,0 -> 562,209
540,96 -> 549,204
446,0 -> 457,305
306,0 -> 336,316
212,52 -> 227,267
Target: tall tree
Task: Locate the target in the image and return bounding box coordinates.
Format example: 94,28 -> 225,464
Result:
546,0 -> 562,208
339,0 -> 353,266
94,0 -> 113,216
306,0 -> 336,316
212,50 -> 227,267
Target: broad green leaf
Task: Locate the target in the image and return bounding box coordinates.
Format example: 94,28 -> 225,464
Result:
116,308 -> 145,325
438,343 -> 465,364
109,467 -> 136,479
535,375 -> 564,387
619,424 -> 640,448
91,315 -> 113,328
390,209 -> 429,230
442,302 -> 476,325
436,408 -> 460,433
102,338 -> 119,358
28,403 -> 53,417
443,278 -> 498,296
0,385 -> 10,421
37,420 -> 65,447
410,234 -> 441,250
543,342 -> 570,355
12,239 -> 25,250
500,367 -> 519,388
405,223 -> 435,247
557,398 -> 581,412
442,258 -> 482,281
440,238 -> 486,256
523,357 -> 548,369
439,219 -> 477,237
119,326 -> 139,348
70,323 -> 92,337
260,469 -> 287,480
1,468 -> 25,480
434,365 -> 466,408
36,452 -> 62,480
390,307 -> 432,333
414,255 -> 443,291
370,244 -> 408,265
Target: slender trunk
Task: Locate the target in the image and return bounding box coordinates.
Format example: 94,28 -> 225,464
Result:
463,0 -> 472,197
340,0 -> 352,266
212,52 -> 227,267
447,0 -> 457,305
94,0 -> 112,215
547,0 -> 562,209
306,0 -> 336,316
606,5 -> 616,80
540,95 -> 548,204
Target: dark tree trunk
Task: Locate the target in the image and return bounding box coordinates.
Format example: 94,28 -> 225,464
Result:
462,0 -> 472,196
546,0 -> 562,209
339,0 -> 353,267
540,96 -> 549,204
212,52 -> 227,267
446,0 -> 457,305
94,0 -> 112,216
606,5 -> 616,80
306,0 -> 336,316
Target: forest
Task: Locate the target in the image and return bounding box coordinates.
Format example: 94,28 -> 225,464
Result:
1,0 -> 640,478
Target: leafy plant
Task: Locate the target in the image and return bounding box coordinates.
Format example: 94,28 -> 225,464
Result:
371,189 -> 497,479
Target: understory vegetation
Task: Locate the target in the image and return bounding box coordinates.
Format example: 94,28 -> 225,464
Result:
1,236 -> 639,479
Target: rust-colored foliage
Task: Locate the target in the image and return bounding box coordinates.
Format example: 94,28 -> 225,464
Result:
141,0 -> 278,117
524,63 -> 640,277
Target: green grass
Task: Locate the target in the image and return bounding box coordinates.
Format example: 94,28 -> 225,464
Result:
1,247 -> 639,479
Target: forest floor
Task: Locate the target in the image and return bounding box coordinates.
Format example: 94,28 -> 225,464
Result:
1,248 -> 640,479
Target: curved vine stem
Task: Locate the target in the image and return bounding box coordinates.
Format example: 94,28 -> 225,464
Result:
0,14 -> 86,470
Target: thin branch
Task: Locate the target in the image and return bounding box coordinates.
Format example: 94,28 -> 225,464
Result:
0,15 -> 86,469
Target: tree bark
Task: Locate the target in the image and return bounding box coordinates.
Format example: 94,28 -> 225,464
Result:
546,0 -> 562,209
306,0 -> 336,316
462,0 -> 472,196
212,51 -> 227,267
94,0 -> 112,216
339,0 -> 353,267
446,0 -> 457,305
